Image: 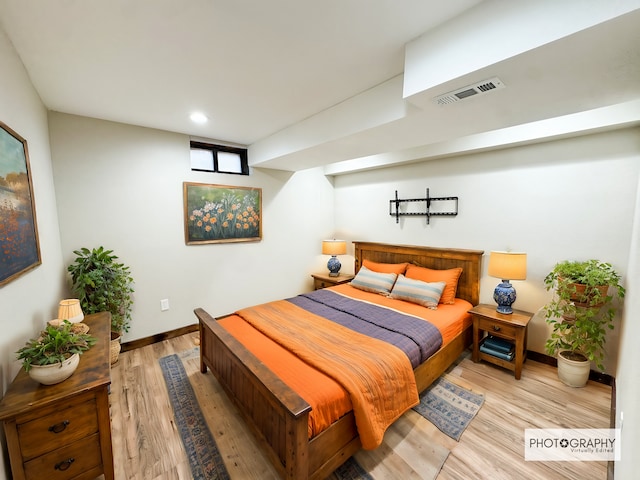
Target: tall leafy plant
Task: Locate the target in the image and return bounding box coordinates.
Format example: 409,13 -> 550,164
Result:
543,259 -> 625,370
68,246 -> 135,333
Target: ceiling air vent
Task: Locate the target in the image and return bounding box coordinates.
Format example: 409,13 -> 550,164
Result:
433,77 -> 505,105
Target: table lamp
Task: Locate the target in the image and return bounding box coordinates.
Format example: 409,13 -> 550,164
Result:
488,251 -> 527,314
322,240 -> 346,277
58,299 -> 84,323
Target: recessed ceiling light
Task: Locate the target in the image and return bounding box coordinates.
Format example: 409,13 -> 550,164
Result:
190,112 -> 208,124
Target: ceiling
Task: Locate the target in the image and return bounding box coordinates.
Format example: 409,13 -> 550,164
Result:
1,1 -> 639,174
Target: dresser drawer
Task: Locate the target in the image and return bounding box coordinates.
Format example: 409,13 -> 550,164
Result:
23,432 -> 101,480
475,316 -> 518,339
17,398 -> 98,460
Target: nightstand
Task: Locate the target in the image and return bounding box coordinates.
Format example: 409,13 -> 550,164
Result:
311,272 -> 354,290
470,304 -> 533,380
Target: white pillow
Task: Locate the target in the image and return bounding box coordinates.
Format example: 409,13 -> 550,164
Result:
350,265 -> 397,295
389,274 -> 446,309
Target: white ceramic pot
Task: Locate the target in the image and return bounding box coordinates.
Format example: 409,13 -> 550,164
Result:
28,353 -> 80,385
557,350 -> 590,388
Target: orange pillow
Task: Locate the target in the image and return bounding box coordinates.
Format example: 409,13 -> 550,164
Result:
362,259 -> 409,275
405,265 -> 462,304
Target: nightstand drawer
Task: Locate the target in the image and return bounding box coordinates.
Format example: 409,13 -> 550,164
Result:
23,432 -> 101,480
314,279 -> 331,289
475,316 -> 518,338
18,397 -> 98,460
311,273 -> 354,290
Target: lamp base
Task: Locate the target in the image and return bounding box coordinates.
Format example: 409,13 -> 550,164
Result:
327,255 -> 341,277
493,280 -> 516,314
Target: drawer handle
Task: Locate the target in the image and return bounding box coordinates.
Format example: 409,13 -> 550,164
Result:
48,420 -> 70,433
55,458 -> 75,471
492,325 -> 501,332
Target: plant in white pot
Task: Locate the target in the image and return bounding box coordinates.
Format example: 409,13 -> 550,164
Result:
543,259 -> 625,387
16,321 -> 96,385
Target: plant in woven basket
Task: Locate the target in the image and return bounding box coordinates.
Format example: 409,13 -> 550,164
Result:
16,320 -> 96,372
68,246 -> 135,334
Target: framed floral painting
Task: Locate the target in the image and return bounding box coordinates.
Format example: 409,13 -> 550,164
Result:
0,121 -> 41,286
183,182 -> 262,244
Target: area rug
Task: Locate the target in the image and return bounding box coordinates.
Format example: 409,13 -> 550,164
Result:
333,457 -> 374,480
160,350 -> 372,479
159,352 -> 231,480
160,349 -> 453,479
412,375 -> 485,441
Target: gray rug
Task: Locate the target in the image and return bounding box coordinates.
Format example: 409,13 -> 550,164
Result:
413,375 -> 485,441
333,457 -> 373,479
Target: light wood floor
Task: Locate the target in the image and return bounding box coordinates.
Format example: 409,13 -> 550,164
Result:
107,332 -> 612,480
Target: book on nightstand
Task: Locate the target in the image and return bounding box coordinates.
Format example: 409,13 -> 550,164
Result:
480,337 -> 515,361
483,335 -> 514,354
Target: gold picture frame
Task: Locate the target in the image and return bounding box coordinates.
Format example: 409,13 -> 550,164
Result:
183,182 -> 262,245
0,121 -> 41,286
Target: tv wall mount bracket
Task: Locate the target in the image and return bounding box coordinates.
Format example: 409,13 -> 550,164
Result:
389,188 -> 458,224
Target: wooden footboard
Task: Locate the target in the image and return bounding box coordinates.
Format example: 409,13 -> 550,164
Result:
196,307 -> 472,480
196,308 -> 312,480
196,242 -> 483,480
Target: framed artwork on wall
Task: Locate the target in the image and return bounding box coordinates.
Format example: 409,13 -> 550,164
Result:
183,182 -> 262,244
0,121 -> 41,287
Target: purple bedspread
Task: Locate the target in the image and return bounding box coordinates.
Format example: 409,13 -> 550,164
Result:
286,289 -> 442,368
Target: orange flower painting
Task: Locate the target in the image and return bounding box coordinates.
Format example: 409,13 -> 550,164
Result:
183,182 -> 261,244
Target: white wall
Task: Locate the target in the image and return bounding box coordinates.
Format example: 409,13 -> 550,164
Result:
0,28 -> 67,480
48,112 -> 335,341
616,159 -> 640,478
334,128 -> 640,374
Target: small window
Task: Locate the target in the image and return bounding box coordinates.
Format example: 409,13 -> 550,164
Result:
190,141 -> 249,175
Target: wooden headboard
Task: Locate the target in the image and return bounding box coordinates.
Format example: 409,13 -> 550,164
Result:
353,242 -> 484,306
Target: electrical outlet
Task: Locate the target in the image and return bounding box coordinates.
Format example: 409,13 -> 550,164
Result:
160,299 -> 170,311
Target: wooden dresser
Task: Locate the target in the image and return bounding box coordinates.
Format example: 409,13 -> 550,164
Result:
0,312 -> 115,480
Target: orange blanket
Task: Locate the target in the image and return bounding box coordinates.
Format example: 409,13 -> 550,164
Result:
236,300 -> 419,450
218,315 -> 350,438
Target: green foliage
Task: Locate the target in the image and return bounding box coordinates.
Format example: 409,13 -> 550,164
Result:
543,260 -> 625,371
67,246 -> 134,333
16,321 -> 96,372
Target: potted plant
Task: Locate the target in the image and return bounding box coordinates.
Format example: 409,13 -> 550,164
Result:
543,259 -> 625,387
16,321 -> 96,385
67,247 -> 134,333
67,246 -> 134,364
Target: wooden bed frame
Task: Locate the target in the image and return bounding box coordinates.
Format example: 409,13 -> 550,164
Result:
195,242 -> 483,480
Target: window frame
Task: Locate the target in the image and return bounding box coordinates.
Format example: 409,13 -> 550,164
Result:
190,140 -> 249,175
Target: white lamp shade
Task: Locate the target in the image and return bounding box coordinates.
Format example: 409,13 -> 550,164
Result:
58,299 -> 84,323
322,240 -> 346,256
488,251 -> 527,280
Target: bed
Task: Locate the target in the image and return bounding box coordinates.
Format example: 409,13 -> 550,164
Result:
195,241 -> 483,480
